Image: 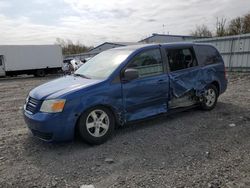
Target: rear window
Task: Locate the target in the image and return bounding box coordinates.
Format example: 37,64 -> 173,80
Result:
195,45 -> 222,65
0,56 -> 3,66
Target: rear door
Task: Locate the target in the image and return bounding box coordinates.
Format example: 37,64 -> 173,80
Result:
121,48 -> 169,121
0,55 -> 6,76
165,46 -> 201,107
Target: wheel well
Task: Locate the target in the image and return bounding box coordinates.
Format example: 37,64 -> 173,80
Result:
74,105 -> 120,136
211,81 -> 220,94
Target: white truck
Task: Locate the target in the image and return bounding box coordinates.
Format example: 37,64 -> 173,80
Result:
0,45 -> 63,77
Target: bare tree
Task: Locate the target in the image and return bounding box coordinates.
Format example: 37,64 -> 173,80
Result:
190,13 -> 250,38
55,38 -> 92,55
228,17 -> 243,35
243,13 -> 250,33
216,17 -> 227,37
227,13 -> 250,35
191,25 -> 213,38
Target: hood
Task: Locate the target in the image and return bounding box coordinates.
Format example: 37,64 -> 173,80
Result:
29,75 -> 102,100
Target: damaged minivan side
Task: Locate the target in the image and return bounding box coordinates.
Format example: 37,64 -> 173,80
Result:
23,43 -> 227,144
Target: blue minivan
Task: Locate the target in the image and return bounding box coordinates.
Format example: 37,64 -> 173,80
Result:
24,43 -> 227,144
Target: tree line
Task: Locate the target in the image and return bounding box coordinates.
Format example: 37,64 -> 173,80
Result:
57,12 -> 250,55
55,38 -> 93,55
191,12 -> 250,38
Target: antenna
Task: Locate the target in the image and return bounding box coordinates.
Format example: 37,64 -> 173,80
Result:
162,24 -> 165,34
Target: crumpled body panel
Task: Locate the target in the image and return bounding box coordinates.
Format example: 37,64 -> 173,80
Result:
169,66 -> 219,99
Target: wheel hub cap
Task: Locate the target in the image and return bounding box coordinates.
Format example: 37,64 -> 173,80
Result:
205,88 -> 216,107
86,109 -> 110,137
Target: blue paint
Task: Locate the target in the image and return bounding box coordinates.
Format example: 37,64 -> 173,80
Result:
23,43 -> 227,142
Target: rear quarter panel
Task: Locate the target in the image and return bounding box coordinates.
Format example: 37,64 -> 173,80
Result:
193,44 -> 227,95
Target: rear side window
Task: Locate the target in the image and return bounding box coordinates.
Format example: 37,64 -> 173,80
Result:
195,45 -> 222,65
0,56 -> 3,66
166,48 -> 198,72
127,49 -> 163,78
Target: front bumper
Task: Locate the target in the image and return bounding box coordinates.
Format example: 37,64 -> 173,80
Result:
23,109 -> 75,142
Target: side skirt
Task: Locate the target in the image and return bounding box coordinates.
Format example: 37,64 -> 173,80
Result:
125,104 -> 200,125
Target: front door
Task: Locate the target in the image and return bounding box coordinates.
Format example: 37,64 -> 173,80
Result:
0,55 -> 6,77
121,48 -> 169,122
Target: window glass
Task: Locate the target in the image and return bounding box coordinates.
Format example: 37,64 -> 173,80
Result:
0,56 -> 3,66
127,49 -> 163,78
167,48 -> 198,72
195,45 -> 222,65
75,49 -> 133,79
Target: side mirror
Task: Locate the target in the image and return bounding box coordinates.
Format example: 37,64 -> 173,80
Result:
122,68 -> 139,82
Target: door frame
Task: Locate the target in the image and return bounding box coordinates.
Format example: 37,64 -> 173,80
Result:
163,44 -> 200,73
120,46 -> 168,80
163,44 -> 203,109
119,46 -> 170,121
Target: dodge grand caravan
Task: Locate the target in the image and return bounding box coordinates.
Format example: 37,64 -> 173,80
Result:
23,43 -> 227,144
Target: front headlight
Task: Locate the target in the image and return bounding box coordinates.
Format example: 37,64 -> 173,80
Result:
40,99 -> 66,113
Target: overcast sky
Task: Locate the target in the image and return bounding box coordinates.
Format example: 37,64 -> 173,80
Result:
0,0 -> 250,46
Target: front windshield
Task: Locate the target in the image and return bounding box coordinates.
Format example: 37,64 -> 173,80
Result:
75,49 -> 132,79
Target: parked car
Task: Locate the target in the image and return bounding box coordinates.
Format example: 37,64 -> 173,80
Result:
82,57 -> 92,63
23,43 -> 227,144
62,58 -> 83,74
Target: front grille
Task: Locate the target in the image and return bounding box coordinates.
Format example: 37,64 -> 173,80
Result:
31,129 -> 53,141
26,97 -> 40,114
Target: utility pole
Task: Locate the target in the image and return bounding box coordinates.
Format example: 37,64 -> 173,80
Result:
162,24 -> 165,34
238,17 -> 243,69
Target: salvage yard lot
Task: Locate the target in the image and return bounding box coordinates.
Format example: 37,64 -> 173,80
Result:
0,73 -> 250,188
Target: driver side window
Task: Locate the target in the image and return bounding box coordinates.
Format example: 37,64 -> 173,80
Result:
127,49 -> 163,78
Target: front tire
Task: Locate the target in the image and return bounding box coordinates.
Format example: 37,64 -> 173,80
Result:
78,107 -> 115,145
200,84 -> 218,110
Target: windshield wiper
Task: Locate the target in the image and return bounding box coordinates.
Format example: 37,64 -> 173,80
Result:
73,73 -> 90,79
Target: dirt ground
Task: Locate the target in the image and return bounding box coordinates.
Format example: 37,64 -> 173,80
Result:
0,73 -> 250,188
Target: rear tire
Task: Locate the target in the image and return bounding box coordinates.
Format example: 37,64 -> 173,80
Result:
200,84 -> 218,110
34,70 -> 45,77
77,107 -> 115,145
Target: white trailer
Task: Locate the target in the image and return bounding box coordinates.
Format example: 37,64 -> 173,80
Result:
0,45 -> 63,77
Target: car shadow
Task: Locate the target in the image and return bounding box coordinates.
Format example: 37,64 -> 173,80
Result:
0,74 -> 60,82
22,101 -> 249,154
19,100 -> 250,187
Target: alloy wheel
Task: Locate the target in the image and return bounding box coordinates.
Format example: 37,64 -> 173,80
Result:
86,109 -> 110,137
205,88 -> 216,107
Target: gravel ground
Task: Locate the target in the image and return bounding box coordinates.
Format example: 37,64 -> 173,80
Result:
0,73 -> 250,188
